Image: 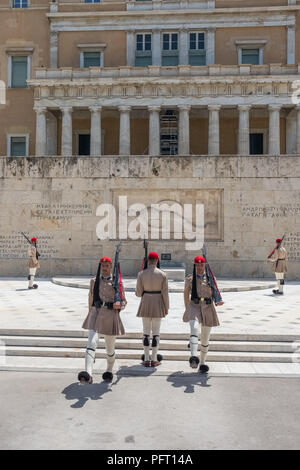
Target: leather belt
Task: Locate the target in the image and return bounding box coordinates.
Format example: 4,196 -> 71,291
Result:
94,301 -> 114,309
192,297 -> 212,305
142,291 -> 161,295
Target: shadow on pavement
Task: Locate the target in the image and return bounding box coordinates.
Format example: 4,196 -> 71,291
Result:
116,364 -> 158,379
167,371 -> 211,393
61,381 -> 113,408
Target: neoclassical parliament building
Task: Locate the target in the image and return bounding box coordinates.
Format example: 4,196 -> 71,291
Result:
1,0 -> 300,157
0,0 -> 300,278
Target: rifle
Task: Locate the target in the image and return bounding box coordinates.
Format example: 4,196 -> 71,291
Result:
142,238 -> 149,270
202,244 -> 223,304
267,235 -> 285,260
21,232 -> 41,259
113,241 -> 123,304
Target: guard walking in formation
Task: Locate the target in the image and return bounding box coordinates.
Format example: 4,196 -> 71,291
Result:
78,252 -> 126,384
267,237 -> 288,295
27,237 -> 40,290
136,252 -> 169,367
183,255 -> 224,373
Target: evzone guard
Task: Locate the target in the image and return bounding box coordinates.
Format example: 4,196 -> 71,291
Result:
136,250 -> 169,367
183,248 -> 224,373
78,244 -> 126,384
267,236 -> 288,295
27,236 -> 40,290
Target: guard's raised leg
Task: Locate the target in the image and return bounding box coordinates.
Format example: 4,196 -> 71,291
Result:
141,317 -> 151,367
78,329 -> 98,384
199,325 -> 211,373
151,318 -> 162,367
102,335 -> 116,382
188,319 -> 200,369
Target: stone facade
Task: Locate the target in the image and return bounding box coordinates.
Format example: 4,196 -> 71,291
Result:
1,155 -> 299,279
0,1 -> 300,279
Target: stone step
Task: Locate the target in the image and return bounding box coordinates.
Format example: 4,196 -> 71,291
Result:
1,328 -> 299,342
1,355 -> 300,377
1,345 -> 295,362
0,335 -> 296,353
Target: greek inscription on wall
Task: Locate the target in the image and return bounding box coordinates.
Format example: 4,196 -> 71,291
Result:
284,232 -> 300,261
0,232 -> 59,259
31,203 -> 93,221
242,204 -> 300,218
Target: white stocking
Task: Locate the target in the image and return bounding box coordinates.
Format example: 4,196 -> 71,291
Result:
189,320 -> 200,357
275,273 -> 284,293
200,325 -> 211,365
85,330 -> 98,377
151,318 -> 162,362
142,317 -> 151,361
28,268 -> 36,287
104,335 -> 116,373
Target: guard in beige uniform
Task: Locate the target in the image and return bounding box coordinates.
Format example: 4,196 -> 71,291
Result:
183,256 -> 223,373
136,252 -> 169,367
268,238 -> 288,295
27,237 -> 40,289
78,256 -> 126,384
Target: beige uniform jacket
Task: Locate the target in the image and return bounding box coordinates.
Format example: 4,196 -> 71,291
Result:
82,276 -> 126,336
27,245 -> 40,269
136,265 -> 169,318
183,274 -> 220,327
268,246 -> 288,273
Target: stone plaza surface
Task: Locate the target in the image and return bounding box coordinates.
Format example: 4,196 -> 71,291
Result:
1,277 -> 300,335
1,277 -> 300,377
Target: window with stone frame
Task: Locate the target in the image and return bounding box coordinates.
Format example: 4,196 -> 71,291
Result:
83,52 -> 102,68
8,136 -> 28,157
241,49 -> 260,65
189,32 -> 206,66
13,0 -> 28,7
135,33 -> 152,67
162,33 -> 179,66
10,56 -> 29,88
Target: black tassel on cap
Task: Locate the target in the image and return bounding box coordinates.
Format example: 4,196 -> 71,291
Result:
92,263 -> 102,308
191,264 -> 198,301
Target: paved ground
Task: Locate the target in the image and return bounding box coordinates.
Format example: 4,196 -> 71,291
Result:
1,278 -> 300,334
0,371 -> 299,450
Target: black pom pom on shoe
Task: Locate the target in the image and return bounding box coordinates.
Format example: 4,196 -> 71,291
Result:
102,371 -> 113,382
157,354 -> 163,362
189,356 -> 200,369
78,371 -> 92,384
199,364 -> 209,373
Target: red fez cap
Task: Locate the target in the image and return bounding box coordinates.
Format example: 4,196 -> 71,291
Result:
194,256 -> 205,264
276,238 -> 282,243
31,237 -> 37,243
100,256 -> 112,263
148,252 -> 159,260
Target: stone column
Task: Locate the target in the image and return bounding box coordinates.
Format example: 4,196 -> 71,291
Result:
126,29 -> 136,67
148,106 -> 161,156
179,29 -> 189,66
50,31 -> 58,68
178,106 -> 191,155
287,24 -> 296,65
206,27 -> 216,65
119,106 -> 131,155
89,106 -> 102,156
152,29 -> 162,66
268,105 -> 281,155
296,106 -> 300,154
34,107 -> 47,157
61,106 -> 73,157
208,105 -> 220,155
238,105 -> 250,155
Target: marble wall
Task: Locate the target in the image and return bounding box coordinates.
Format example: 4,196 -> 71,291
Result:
0,155 -> 299,279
